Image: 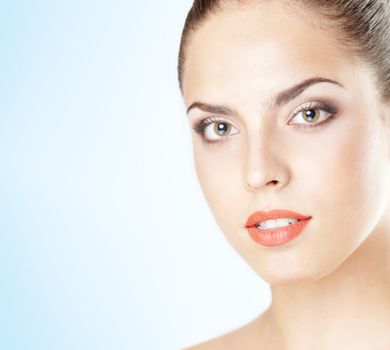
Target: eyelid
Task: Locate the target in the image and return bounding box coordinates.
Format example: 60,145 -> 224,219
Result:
192,115 -> 237,132
192,101 -> 337,146
192,115 -> 239,143
287,101 -> 337,125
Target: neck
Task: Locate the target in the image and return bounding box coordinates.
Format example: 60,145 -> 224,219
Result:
266,214 -> 390,349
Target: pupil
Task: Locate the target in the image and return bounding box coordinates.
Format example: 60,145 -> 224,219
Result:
217,123 -> 227,134
305,109 -> 316,121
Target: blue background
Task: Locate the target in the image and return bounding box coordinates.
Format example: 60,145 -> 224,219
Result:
0,1 -> 270,349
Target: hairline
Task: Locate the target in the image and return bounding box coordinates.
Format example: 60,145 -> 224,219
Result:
178,0 -> 369,95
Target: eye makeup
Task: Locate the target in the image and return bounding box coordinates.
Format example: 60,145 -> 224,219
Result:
287,101 -> 338,130
191,101 -> 338,146
192,116 -> 236,147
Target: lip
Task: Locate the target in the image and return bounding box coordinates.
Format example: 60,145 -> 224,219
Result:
245,209 -> 312,247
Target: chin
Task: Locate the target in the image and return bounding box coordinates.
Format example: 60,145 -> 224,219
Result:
251,260 -> 334,287
259,271 -> 314,286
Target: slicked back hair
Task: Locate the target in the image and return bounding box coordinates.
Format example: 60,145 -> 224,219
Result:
177,0 -> 390,103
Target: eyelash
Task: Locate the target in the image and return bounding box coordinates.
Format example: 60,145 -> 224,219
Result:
192,101 -> 337,146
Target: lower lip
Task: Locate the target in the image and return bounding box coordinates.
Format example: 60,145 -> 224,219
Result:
246,219 -> 311,247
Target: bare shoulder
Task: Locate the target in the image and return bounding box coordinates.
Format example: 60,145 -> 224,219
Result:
183,310 -> 271,350
183,335 -> 230,350
183,328 -> 244,350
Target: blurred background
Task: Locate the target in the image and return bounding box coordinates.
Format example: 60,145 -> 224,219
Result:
0,1 -> 270,349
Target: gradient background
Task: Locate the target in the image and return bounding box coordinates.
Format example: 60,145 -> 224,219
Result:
0,1 -> 270,349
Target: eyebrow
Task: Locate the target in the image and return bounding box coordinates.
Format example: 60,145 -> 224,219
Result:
186,77 -> 343,115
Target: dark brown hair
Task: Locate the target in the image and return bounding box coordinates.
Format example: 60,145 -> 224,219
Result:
177,0 -> 390,101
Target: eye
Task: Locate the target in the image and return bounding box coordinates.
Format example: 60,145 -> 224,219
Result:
193,117 -> 239,143
204,121 -> 238,141
288,102 -> 337,128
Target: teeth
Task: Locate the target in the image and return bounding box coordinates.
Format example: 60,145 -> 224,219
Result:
256,218 -> 299,230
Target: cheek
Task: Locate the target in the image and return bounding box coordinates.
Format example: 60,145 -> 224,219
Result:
291,108 -> 387,224
192,141 -> 251,248
326,116 -> 388,228
194,151 -> 250,257
301,112 -> 390,272
194,145 -> 242,217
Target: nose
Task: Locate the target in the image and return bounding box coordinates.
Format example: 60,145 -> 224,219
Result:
244,132 -> 291,192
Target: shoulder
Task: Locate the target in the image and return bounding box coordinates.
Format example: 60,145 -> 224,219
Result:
183,331 -> 241,350
183,311 -> 271,350
183,336 -> 226,350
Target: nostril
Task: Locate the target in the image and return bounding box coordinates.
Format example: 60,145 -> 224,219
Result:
246,173 -> 283,191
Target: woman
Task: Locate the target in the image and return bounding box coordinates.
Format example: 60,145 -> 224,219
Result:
178,0 -> 390,349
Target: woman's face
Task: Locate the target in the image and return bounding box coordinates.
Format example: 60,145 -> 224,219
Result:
182,2 -> 390,285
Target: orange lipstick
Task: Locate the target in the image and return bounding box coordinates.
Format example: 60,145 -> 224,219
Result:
245,209 -> 312,247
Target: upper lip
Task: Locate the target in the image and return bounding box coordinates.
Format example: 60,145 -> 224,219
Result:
245,209 -> 312,227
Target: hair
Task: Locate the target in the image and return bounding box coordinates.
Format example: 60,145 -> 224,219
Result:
177,0 -> 390,102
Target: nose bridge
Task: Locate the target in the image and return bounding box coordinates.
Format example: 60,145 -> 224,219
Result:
244,125 -> 289,191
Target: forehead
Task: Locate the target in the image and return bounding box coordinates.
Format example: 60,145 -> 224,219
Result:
182,3 -> 354,106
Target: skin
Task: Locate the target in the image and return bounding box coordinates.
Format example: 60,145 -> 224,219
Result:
181,2 -> 390,350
